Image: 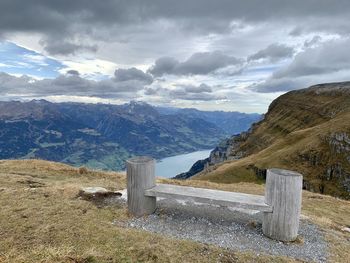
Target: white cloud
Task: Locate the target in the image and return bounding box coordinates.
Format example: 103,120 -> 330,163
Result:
0,62 -> 15,68
59,59 -> 118,79
1,1 -> 350,113
251,37 -> 350,93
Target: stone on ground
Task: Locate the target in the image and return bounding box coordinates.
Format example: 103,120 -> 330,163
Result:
79,187 -> 122,200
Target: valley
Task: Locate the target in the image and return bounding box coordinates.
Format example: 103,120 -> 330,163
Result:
0,100 -> 259,171
2,2 -> 350,262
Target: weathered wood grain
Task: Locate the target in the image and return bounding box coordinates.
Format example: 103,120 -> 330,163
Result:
126,156 -> 156,217
126,156 -> 302,241
145,183 -> 273,212
262,168 -> 303,241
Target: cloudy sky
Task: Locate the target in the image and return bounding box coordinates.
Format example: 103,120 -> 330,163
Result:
1,0 -> 350,113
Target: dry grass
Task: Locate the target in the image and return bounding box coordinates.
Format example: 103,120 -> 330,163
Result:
190,88 -> 350,199
1,160 -> 350,262
195,110 -> 350,198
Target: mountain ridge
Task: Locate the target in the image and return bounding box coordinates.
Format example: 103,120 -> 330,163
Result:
0,100 -> 259,171
156,106 -> 261,135
177,81 -> 350,199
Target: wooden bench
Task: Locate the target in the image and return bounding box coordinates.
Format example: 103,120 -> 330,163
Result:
145,183 -> 273,212
126,156 -> 303,242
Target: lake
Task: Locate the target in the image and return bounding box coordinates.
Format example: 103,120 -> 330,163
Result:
156,149 -> 212,178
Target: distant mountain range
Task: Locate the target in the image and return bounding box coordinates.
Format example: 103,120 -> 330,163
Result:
177,82 -> 350,199
156,106 -> 261,135
0,100 -> 260,170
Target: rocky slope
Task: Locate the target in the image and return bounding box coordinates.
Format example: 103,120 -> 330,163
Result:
175,136 -> 243,179
178,82 -> 350,199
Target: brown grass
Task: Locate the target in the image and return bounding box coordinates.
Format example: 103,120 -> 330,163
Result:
195,110 -> 350,198
1,160 -> 350,262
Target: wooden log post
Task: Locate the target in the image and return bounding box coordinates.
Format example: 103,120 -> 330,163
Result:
126,156 -> 156,217
262,168 -> 303,241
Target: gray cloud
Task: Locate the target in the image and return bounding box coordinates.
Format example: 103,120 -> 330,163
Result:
303,35 -> 322,48
144,87 -> 159,96
176,51 -> 241,75
1,0 -> 350,113
183,83 -> 212,93
248,44 -> 295,62
2,1 -> 350,31
114,67 -> 153,84
0,68 -> 225,103
172,83 -> 213,94
0,72 -> 32,94
2,1 -> 350,55
249,78 -> 304,93
170,92 -> 226,101
148,51 -> 241,76
145,83 -> 225,101
288,17 -> 350,36
250,38 -> 350,93
66,69 -> 80,76
147,57 -> 178,77
289,27 -> 304,36
169,90 -> 226,101
0,68 -> 153,98
273,38 -> 350,79
40,39 -> 98,55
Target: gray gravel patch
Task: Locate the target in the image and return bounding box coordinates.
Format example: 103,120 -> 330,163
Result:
126,198 -> 328,262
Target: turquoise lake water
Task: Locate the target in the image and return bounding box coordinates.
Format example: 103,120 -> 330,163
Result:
155,149 -> 212,178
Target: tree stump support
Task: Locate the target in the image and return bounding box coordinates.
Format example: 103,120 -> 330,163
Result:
126,156 -> 156,217
126,156 -> 303,241
262,168 -> 303,241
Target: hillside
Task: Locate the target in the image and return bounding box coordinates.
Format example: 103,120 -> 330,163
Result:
184,82 -> 350,199
0,100 -> 256,171
1,159 -> 350,262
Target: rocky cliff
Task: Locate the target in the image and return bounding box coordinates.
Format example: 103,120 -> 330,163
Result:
174,135 -> 244,179
179,82 -> 350,199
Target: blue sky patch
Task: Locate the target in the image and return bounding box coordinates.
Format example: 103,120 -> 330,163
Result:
0,41 -> 65,79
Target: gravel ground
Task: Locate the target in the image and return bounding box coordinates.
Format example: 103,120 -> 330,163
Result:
122,195 -> 328,263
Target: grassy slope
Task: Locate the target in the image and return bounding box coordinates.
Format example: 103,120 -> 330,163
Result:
1,160 -> 350,262
196,86 -> 350,198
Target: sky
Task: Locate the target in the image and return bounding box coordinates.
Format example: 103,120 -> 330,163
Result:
1,1 -> 350,113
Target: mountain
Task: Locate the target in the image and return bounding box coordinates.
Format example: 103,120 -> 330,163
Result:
156,106 -> 261,134
0,100 -> 258,171
177,82 -> 350,199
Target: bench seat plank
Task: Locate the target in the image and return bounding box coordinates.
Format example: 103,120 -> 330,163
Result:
144,184 -> 273,212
